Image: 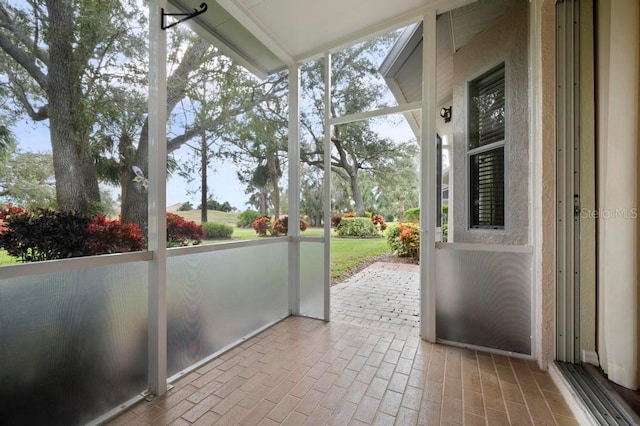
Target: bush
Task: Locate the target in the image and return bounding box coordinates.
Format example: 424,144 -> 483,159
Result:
404,207 -> 420,222
85,215 -> 144,254
202,222 -> 234,239
252,216 -> 271,236
271,216 -> 310,236
237,209 -> 260,228
178,202 -> 193,211
0,208 -> 90,261
166,213 -> 203,246
0,206 -> 143,261
331,215 -> 342,228
336,217 -> 379,237
199,197 -> 234,212
371,214 -> 387,231
387,222 -> 420,258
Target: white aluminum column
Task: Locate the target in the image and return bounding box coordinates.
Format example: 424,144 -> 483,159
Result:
323,52 -> 332,321
148,0 -> 168,397
420,10 -> 437,342
288,65 -> 301,315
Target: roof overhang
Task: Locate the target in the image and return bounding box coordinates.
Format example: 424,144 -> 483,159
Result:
167,0 -> 479,79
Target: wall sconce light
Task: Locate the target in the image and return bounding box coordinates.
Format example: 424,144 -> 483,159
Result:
440,106 -> 452,123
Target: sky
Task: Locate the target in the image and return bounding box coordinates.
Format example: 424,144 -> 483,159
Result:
12,120 -> 250,210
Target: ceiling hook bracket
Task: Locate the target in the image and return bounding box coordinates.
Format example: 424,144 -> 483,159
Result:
161,2 -> 208,30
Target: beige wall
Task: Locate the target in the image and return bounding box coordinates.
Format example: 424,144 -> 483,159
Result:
596,0 -> 640,390
451,0 -> 530,245
532,0 -> 556,370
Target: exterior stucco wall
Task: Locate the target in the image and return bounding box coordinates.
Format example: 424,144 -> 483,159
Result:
531,0 -> 556,370
451,0 -> 530,245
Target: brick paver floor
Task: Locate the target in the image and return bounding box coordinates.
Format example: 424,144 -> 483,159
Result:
331,262 -> 420,335
108,316 -> 578,425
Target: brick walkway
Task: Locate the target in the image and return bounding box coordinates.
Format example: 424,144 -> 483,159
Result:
108,316 -> 578,425
331,262 -> 420,335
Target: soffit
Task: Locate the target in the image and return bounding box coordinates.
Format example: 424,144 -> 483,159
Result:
167,0 -> 478,78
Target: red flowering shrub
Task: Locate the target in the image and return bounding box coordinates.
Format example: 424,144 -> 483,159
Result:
271,216 -> 310,236
0,205 -> 25,235
371,214 -> 387,231
85,215 -> 143,254
386,222 -> 420,258
252,216 -> 271,236
166,213 -> 203,246
0,208 -> 91,261
331,215 -> 342,228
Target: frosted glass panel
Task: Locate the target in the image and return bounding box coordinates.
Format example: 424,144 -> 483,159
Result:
436,247 -> 532,355
0,262 -> 148,425
300,241 -> 325,319
167,243 -> 288,376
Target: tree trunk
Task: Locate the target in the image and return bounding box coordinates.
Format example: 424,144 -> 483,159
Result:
121,122 -> 148,226
268,154 -> 280,218
46,0 -> 100,213
259,191 -> 267,216
201,136 -> 208,223
398,194 -> 405,221
349,170 -> 366,217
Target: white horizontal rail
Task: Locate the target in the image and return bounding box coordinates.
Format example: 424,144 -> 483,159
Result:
0,251 -> 154,280
166,237 -> 289,257
329,101 -> 422,126
435,242 -> 534,253
296,236 -> 325,243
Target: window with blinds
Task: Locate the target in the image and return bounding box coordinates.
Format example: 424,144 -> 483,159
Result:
468,63 -> 505,229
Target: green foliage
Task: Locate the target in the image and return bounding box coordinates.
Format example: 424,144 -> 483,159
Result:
0,206 -> 143,262
386,222 -> 420,258
178,202 -> 194,211
198,198 -> 234,212
442,223 -> 448,243
237,209 -> 260,228
202,222 -> 234,239
404,207 -> 420,222
0,149 -> 56,210
336,217 -> 379,237
166,213 -> 203,247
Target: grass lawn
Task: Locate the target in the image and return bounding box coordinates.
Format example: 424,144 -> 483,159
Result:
329,237 -> 389,279
203,225 -> 389,279
174,209 -> 239,226
0,250 -> 17,266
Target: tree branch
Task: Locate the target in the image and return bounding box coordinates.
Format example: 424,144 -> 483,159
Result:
0,3 -> 49,66
8,72 -> 48,120
0,30 -> 48,89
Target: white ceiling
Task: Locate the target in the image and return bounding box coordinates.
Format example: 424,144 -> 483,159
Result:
168,0 -> 479,78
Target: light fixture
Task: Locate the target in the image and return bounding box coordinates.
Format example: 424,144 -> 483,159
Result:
440,106 -> 452,123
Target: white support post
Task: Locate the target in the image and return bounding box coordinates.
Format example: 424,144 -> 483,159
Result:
148,0 -> 168,397
420,10 -> 437,342
288,65 -> 301,315
323,52 -> 332,322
